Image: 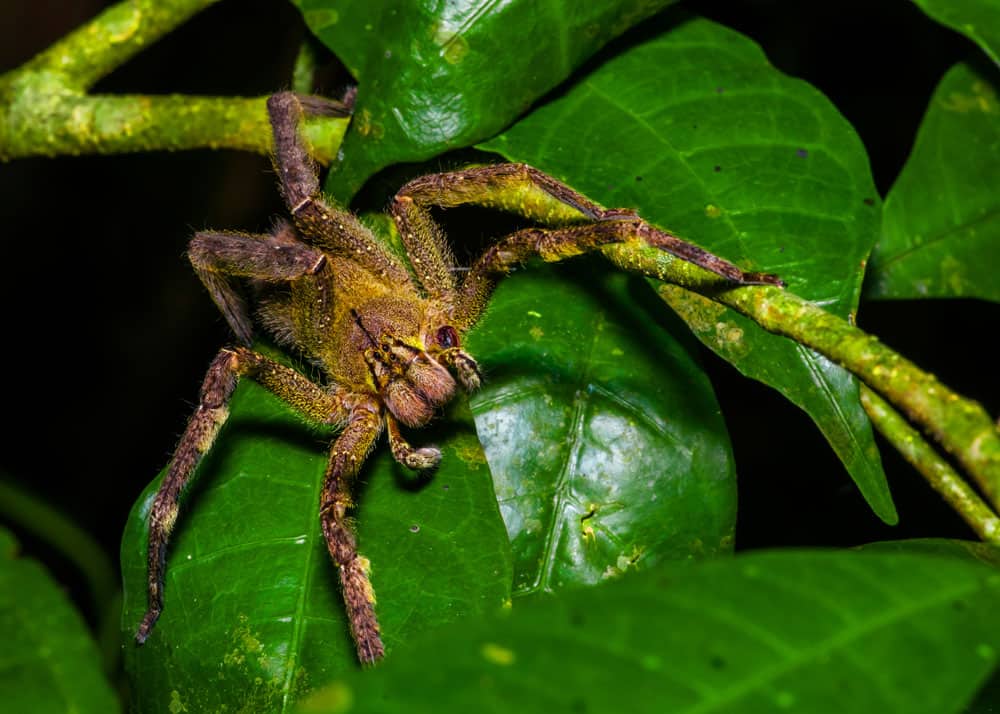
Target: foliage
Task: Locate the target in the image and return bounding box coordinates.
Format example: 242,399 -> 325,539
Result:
0,528 -> 120,714
869,61 -> 1000,302
1,0 -> 998,712
297,546 -> 1000,714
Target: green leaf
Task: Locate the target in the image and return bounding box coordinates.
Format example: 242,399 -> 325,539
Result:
467,262 -> 736,596
291,0 -> 677,198
965,671 -> 1000,714
859,540 -> 1000,714
120,379 -> 511,713
0,527 -> 120,714
296,549 -> 1000,713
910,0 -> 1000,64
857,537 -> 1000,567
479,15 -> 895,523
868,62 -> 1000,302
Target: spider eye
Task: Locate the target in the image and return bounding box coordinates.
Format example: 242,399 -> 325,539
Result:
436,325 -> 459,349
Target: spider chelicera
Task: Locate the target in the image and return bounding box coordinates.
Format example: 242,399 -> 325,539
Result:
136,91 -> 781,663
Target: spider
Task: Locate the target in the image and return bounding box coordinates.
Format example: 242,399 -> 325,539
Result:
136,91 -> 782,664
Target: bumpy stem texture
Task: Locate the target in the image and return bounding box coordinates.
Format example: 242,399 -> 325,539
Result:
602,240 -> 1000,510
11,0 -> 219,91
859,387 -> 1000,543
0,0 -> 347,161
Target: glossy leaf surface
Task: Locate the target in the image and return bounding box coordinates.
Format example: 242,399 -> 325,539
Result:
480,15 -> 895,523
869,62 -> 1000,302
297,549 -> 1000,713
121,380 -> 511,713
0,528 -> 120,714
292,0 -> 675,197
467,262 -> 736,596
911,0 -> 1000,64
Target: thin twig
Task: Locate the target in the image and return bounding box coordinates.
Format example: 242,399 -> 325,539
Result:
860,387 -> 1000,543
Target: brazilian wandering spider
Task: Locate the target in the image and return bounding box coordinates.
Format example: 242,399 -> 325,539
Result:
135,91 -> 782,663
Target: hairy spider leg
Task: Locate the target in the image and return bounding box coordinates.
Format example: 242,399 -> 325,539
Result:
137,347 -> 349,643
454,220 -> 785,329
388,193 -> 457,303
391,163 -> 783,328
266,92 -> 413,287
384,410 -> 441,471
434,347 -> 482,392
189,222 -> 326,345
318,404 -> 386,664
267,91 -> 439,663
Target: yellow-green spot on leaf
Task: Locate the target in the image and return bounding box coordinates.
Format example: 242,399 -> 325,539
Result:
705,204 -> 722,218
223,614 -> 263,668
657,284 -> 726,334
603,547 -> 644,579
304,9 -> 340,31
611,347 -> 624,356
941,80 -> 999,114
168,690 -> 188,714
641,654 -> 663,671
527,310 -> 542,318
529,326 -> 544,341
452,432 -> 487,468
721,324 -> 744,344
481,642 -> 516,666
707,321 -> 749,359
299,681 -> 354,714
977,643 -> 996,661
354,108 -> 385,140
441,34 -> 471,65
776,691 -> 797,708
941,254 -> 969,295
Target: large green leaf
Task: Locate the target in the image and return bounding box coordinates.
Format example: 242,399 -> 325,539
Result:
911,0 -> 1000,64
479,15 -> 895,523
467,262 -> 736,596
868,62 -> 1000,302
292,0 -> 676,198
861,539 -> 1000,714
0,528 -> 120,714
296,549 -> 1000,713
121,379 -> 511,713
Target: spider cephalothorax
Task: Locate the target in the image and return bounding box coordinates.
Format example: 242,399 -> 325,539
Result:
136,91 -> 781,664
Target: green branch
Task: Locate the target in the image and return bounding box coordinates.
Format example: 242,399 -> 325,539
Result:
0,0 -> 348,162
601,240 -> 1000,512
0,91 -> 346,162
9,0 -> 219,91
859,387 -> 1000,543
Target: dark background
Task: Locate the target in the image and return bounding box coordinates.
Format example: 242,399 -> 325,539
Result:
1,0 -> 997,627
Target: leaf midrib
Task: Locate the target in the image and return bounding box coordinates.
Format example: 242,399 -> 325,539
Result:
279,458 -> 325,711
534,307 -> 606,595
878,204 -> 1000,269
